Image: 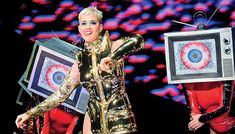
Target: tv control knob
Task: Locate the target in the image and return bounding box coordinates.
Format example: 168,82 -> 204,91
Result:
223,38 -> 230,45
224,47 -> 231,54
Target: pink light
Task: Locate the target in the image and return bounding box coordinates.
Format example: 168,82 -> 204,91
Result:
119,23 -> 135,32
109,33 -> 120,40
33,0 -> 50,5
155,12 -> 165,20
159,34 -> 164,41
177,84 -> 183,90
151,86 -> 179,97
181,27 -> 197,31
132,0 -> 142,3
142,4 -> 152,11
90,2 -> 100,7
194,3 -> 207,12
152,44 -> 165,52
141,14 -> 150,20
164,7 -> 175,17
18,22 -> 35,30
146,22 -> 171,31
67,35 -> 77,42
132,29 -> 147,35
104,20 -> 119,30
149,74 -> 158,79
180,15 -> 192,23
134,79 -> 140,83
175,6 -> 184,12
33,15 -> 56,23
219,6 -> 229,13
128,19 -> 143,26
230,21 -> 235,26
60,1 -> 74,8
143,75 -> 158,83
221,0 -> 233,6
156,64 -> 165,69
124,66 -> 135,74
64,26 -> 73,31
152,47 -> 165,52
153,0 -> 164,6
162,77 -> 168,83
70,5 -> 79,11
116,11 -> 129,19
63,12 -> 78,22
21,16 -> 32,22
36,31 -> 69,39
128,55 -> 148,63
29,37 -> 36,42
230,11 -> 235,20
175,0 -> 190,4
126,4 -> 142,15
173,95 -> 186,104
55,8 -> 64,16
98,3 -> 110,11
144,42 -> 153,49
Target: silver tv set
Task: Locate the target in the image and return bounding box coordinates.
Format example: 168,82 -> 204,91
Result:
164,27 -> 235,84
27,37 -> 89,114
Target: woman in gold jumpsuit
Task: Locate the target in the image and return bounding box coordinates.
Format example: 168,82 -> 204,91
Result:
15,6 -> 144,134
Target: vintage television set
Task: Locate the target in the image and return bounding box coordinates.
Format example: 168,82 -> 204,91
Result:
164,27 -> 235,84
26,37 -> 89,114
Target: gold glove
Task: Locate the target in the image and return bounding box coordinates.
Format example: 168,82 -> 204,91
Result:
109,34 -> 144,62
25,71 -> 81,119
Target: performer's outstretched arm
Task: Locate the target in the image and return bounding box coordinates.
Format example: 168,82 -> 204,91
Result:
109,34 -> 144,62
25,70 -> 81,119
99,34 -> 144,73
16,62 -> 81,129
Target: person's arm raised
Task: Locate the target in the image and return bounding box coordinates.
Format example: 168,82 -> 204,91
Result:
25,62 -> 81,119
109,34 -> 144,62
99,34 -> 144,73
16,62 -> 81,129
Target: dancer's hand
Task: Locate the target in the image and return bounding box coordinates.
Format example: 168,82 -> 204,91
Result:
15,113 -> 30,129
188,114 -> 205,132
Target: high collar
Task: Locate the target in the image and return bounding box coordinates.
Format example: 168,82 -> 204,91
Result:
84,38 -> 102,47
84,37 -> 102,53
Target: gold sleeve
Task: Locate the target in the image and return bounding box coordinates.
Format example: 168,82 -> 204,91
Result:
25,71 -> 81,119
109,34 -> 144,62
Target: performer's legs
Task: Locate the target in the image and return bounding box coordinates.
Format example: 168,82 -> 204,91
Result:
83,112 -> 91,134
210,128 -> 216,134
72,113 -> 84,134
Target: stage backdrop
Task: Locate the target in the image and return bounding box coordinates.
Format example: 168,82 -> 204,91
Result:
13,0 -> 235,134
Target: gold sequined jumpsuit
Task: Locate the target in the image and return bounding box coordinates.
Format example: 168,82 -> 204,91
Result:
25,31 -> 144,134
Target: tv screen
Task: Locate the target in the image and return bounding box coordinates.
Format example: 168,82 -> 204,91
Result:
165,27 -> 235,84
26,38 -> 89,113
169,33 -> 222,80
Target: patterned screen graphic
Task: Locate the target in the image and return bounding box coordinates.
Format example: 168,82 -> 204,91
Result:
175,39 -> 217,74
39,58 -> 70,91
15,0 -> 235,105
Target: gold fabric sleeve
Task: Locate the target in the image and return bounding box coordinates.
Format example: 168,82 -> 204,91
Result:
25,72 -> 81,119
109,34 -> 144,62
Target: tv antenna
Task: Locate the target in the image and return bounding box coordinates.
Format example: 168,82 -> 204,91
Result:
205,0 -> 223,25
171,20 -> 197,28
171,0 -> 224,30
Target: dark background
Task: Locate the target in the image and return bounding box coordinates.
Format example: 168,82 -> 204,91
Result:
1,0 -> 234,134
